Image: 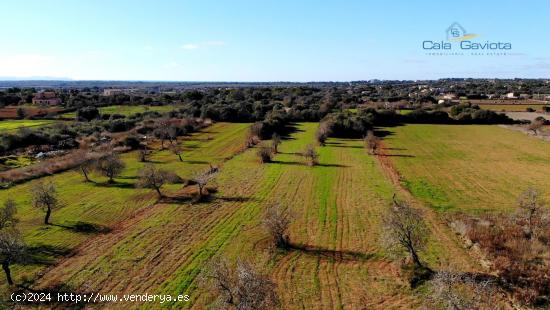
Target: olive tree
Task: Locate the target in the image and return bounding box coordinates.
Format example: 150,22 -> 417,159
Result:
381,195 -> 429,268
271,133 -> 281,154
170,144 -> 183,162
364,130 -> 379,155
96,153 -> 126,183
203,258 -> 279,309
262,204 -> 292,249
136,164 -> 170,197
0,199 -> 17,230
517,187 -> 547,239
0,228 -> 25,286
193,167 -> 219,199
527,118 -> 544,136
31,181 -> 59,225
302,144 -> 319,166
429,271 -> 496,310
256,146 -> 273,163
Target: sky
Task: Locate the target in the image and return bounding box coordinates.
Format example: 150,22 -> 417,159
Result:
0,0 -> 549,81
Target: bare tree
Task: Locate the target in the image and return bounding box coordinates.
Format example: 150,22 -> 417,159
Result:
315,123 -> 331,146
138,147 -> 149,162
364,130 -> 379,155
0,228 -> 25,286
193,167 -> 219,199
77,152 -> 99,182
245,123 -> 262,148
381,195 -> 429,268
262,204 -> 292,249
527,118 -> 544,136
154,119 -> 171,149
256,146 -> 273,163
302,144 -> 319,166
31,181 -> 59,225
170,144 -> 183,162
203,258 -> 279,309
271,133 -> 281,154
517,187 -> 547,239
96,153 -> 126,183
136,164 -> 170,197
429,271 -> 497,310
0,199 -> 17,230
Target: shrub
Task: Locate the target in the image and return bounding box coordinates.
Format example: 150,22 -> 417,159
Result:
302,144 -> 318,166
256,146 -> 273,163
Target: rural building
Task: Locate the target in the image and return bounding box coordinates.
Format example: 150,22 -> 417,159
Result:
32,92 -> 61,105
505,92 -> 519,99
103,89 -> 125,96
442,93 -> 457,100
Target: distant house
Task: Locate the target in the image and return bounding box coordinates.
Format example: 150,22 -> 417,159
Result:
442,93 -> 457,100
32,92 -> 61,105
505,92 -> 519,99
103,89 -> 125,96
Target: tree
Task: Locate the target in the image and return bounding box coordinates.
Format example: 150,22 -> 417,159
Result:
517,187 -> 547,239
262,204 -> 292,249
193,167 -> 219,199
381,195 -> 429,268
31,181 -> 59,225
271,133 -> 281,154
170,144 -> 183,162
256,146 -> 273,163
527,118 -> 544,135
76,106 -> 100,121
0,199 -> 17,230
96,153 -> 125,183
302,144 -> 319,166
203,258 -> 279,309
364,130 -> 379,155
136,164 -> 170,197
315,123 -> 331,146
16,107 -> 25,119
429,270 -> 496,310
0,228 -> 25,286
78,153 -> 98,182
138,147 -> 149,162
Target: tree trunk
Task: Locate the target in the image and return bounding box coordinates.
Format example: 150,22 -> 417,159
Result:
410,248 -> 422,268
2,261 -> 13,286
45,206 -> 52,225
155,187 -> 162,197
81,167 -> 89,182
178,154 -> 183,162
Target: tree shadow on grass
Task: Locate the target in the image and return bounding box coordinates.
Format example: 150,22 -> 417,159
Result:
51,222 -> 112,234
271,160 -> 349,168
288,243 -> 376,263
23,244 -> 73,266
184,160 -> 210,164
92,182 -> 135,189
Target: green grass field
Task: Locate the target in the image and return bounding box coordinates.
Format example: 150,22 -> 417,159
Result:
0,123 -> 250,295
4,122 -> 543,308
0,119 -> 55,131
60,105 -> 182,118
8,123 -> 481,309
479,104 -> 549,112
382,124 -> 550,214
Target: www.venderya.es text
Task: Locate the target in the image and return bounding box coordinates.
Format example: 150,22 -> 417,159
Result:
11,292 -> 190,304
